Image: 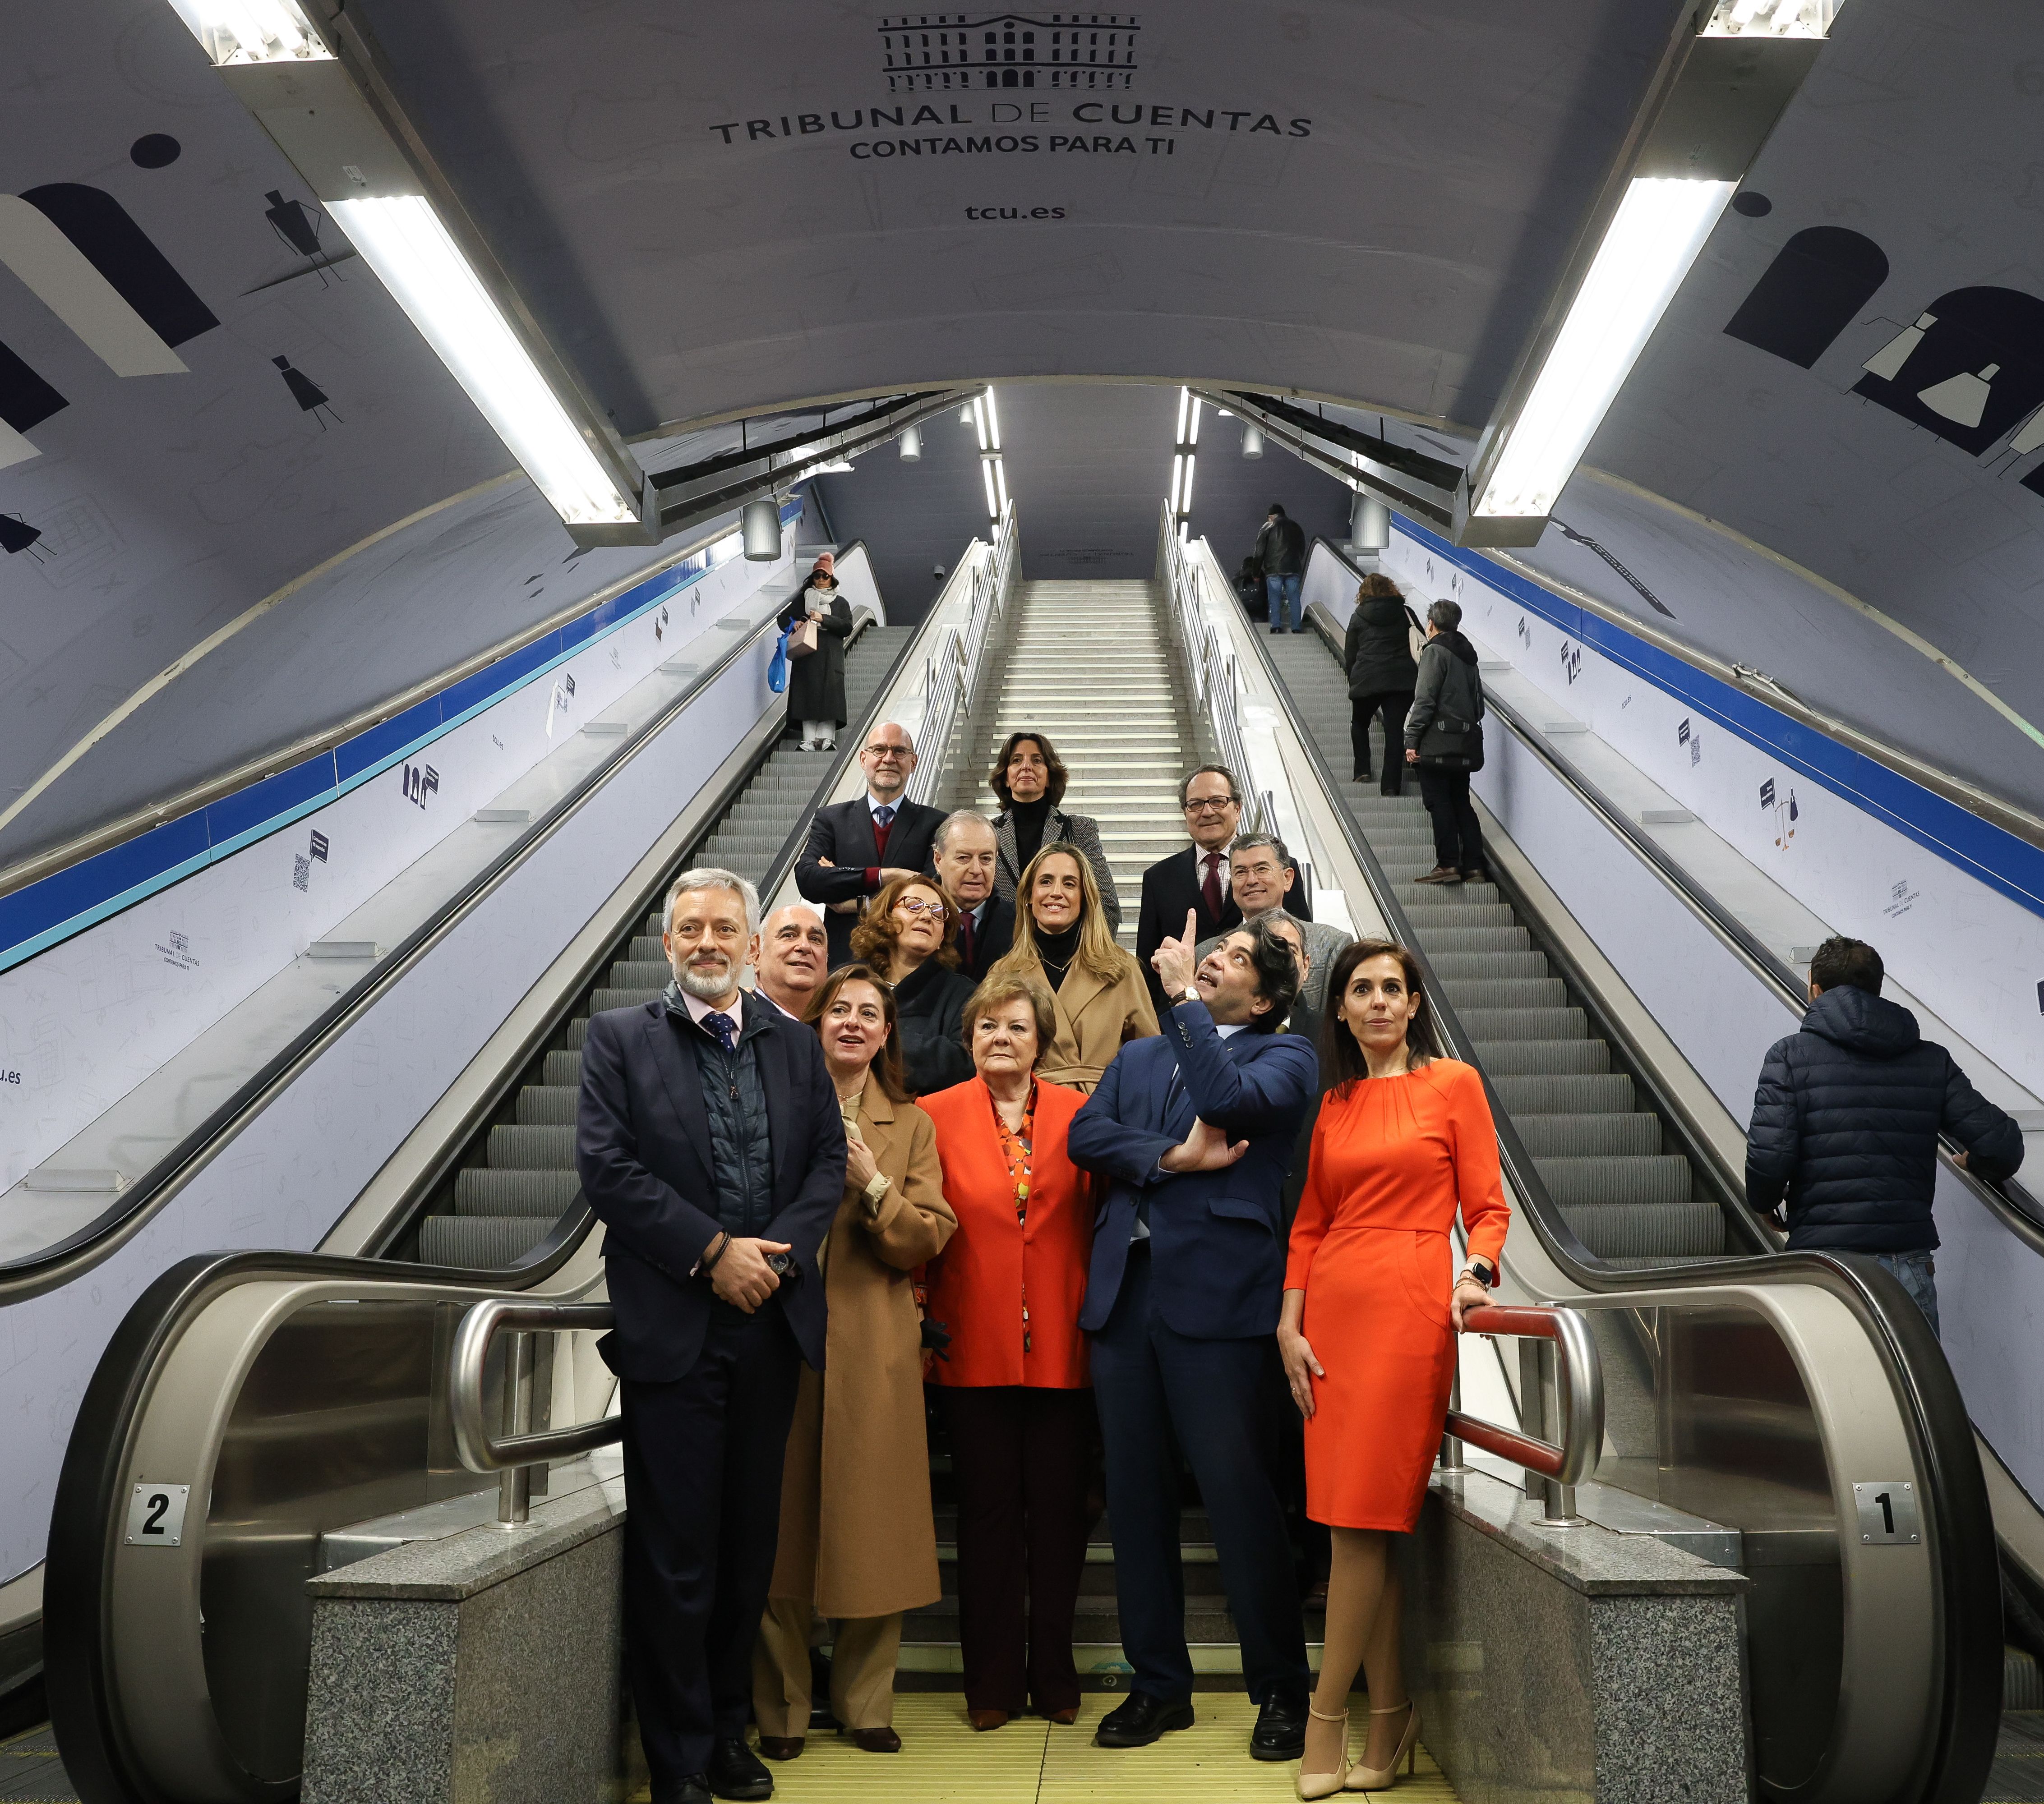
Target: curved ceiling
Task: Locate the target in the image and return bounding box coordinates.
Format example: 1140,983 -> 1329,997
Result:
3,0 -> 2042,879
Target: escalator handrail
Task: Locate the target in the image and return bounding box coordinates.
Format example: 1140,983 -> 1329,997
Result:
1449,1304 -> 1604,1487
1242,555 -> 2000,1804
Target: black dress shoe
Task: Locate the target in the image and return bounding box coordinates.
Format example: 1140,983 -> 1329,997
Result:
1250,1692 -> 1310,1762
706,1737 -> 773,1800
1094,1691 -> 1196,1747
669,1778 -> 713,1804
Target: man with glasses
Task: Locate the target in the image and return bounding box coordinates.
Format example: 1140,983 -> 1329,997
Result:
1135,766 -> 1310,1017
795,722 -> 946,967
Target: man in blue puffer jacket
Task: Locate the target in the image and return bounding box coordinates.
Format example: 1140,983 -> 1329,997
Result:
1745,935 -> 2023,1336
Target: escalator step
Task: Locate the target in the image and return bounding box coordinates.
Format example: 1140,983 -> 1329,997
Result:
516,1085 -> 578,1126
591,986 -> 662,1013
1560,1201 -> 1726,1259
1472,1038 -> 1609,1075
454,1168 -> 581,1215
421,1214 -> 554,1268
1535,1154 -> 1693,1208
1442,978 -> 1567,1008
1514,1113 -> 1661,1156
487,1124 -> 576,1168
1398,902 -> 1515,928
1456,1007 -> 1587,1042
1409,926 -> 1531,953
608,960 -> 670,990
1428,951 -> 1550,980
544,1050 -> 583,1086
564,1017 -> 590,1050
1493,1072 -> 1634,1113
1394,881 -> 1501,907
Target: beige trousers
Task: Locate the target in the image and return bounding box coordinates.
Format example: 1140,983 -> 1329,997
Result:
753,1601 -> 904,1736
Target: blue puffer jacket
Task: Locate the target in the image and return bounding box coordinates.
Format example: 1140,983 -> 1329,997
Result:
1745,985 -> 2023,1251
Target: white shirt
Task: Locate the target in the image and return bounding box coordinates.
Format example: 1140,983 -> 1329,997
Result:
867,790 -> 904,821
678,987 -> 744,1033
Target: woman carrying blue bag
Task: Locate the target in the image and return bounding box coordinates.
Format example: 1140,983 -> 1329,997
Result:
780,553 -> 854,750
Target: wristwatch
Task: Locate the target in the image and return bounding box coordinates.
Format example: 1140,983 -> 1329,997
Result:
1181,984 -> 1201,1005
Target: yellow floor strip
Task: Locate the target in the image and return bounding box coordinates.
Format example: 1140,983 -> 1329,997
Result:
634,1694 -> 1462,1804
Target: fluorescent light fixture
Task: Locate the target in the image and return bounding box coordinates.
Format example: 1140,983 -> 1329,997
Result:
983,388 -> 1001,451
1187,399 -> 1202,446
960,405 -> 975,424
328,196 -> 639,526
1241,424 -> 1263,459
898,424 -> 922,461
972,397 -> 990,451
1179,453 -> 1196,513
1168,453 -> 1184,514
993,457 -> 1009,513
1175,387 -> 1190,442
1475,177 -> 1734,519
981,456 -> 999,519
1702,0 -> 1837,35
167,0 -> 331,63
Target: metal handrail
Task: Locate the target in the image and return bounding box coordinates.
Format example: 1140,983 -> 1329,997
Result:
906,502 -> 1018,806
448,1297 -> 620,1525
1158,504 -> 1269,834
1444,1303 -> 1606,1525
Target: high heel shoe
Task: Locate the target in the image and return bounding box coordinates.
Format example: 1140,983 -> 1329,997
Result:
1295,1704 -> 1350,1799
1346,1699 -> 1419,1790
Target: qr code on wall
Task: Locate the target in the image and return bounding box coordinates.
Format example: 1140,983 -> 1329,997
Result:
293,854 -> 311,893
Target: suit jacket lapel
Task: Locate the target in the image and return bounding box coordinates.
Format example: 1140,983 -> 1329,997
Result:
644,1006 -> 714,1189
844,798 -> 881,868
752,1007 -> 799,1192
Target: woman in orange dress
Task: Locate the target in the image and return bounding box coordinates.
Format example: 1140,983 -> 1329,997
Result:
1279,940 -> 1509,1798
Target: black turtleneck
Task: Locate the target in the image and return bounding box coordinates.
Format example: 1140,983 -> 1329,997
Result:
1010,795 -> 1054,872
1034,918 -> 1083,992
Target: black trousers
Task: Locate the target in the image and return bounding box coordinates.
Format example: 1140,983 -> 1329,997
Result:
620,1301 -> 803,1792
1088,1244 -> 1310,1706
1418,765 -> 1484,871
937,1385 -> 1095,1715
1350,690 -> 1413,793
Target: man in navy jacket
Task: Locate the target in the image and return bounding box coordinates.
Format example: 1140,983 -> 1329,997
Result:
1069,911 -> 1316,1762
578,868 -> 844,1804
1746,934 -> 2021,1339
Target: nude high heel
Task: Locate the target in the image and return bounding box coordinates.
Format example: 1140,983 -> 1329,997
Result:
1345,1700 -> 1419,1790
1295,1704 -> 1350,1800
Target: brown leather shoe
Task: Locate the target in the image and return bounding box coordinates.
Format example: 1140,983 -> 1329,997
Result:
847,1726 -> 902,1753
1413,864 -> 1464,885
969,1709 -> 1010,1731
1043,1706 -> 1079,1726
756,1735 -> 804,1761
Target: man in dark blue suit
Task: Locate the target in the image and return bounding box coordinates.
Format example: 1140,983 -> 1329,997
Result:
578,868 -> 845,1804
1069,911 -> 1316,1761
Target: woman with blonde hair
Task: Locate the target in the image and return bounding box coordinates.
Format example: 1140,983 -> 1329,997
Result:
849,873 -> 975,1095
986,843 -> 1157,1093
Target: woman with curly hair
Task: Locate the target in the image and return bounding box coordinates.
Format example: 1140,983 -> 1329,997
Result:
849,873 -> 975,1095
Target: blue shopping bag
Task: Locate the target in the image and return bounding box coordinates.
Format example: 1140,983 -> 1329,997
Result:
767,628 -> 791,694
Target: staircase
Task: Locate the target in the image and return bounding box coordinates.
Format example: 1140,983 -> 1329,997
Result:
1262,630 -> 1724,1267
963,580 -> 1190,943
409,617 -> 914,1267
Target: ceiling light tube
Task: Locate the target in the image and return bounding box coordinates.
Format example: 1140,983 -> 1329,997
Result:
972,397 -> 990,451
168,0 -> 331,64
1168,453 -> 1184,515
1473,176 -> 1733,522
1175,387 -> 1190,443
1187,399 -> 1202,446
1179,453 -> 1196,513
983,387 -> 1001,451
993,457 -> 1009,513
328,196 -> 640,526
981,456 -> 1000,520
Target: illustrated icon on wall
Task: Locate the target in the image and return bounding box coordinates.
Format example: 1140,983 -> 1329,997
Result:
1559,642 -> 1582,685
309,829 -> 329,862
879,12 -> 1139,93
1761,778 -> 1798,848
273,355 -> 341,427
1723,226 -> 1889,369
1852,286 -> 2044,458
0,512 -> 43,559
401,763 -> 439,809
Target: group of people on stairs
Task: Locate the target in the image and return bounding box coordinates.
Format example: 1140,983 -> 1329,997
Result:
575,704 -> 1515,1804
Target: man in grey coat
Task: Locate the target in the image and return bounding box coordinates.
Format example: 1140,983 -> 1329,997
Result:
1404,598 -> 1487,885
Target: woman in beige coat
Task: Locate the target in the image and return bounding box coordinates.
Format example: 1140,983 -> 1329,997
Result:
986,845 -> 1157,1092
753,964 -> 957,1758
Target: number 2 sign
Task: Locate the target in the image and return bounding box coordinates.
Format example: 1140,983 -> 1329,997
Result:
124,1483 -> 190,1548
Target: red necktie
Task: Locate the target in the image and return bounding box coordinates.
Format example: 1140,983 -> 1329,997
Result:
1201,851 -> 1223,921
958,909 -> 975,966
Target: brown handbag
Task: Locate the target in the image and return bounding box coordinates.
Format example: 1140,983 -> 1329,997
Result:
788,616 -> 821,658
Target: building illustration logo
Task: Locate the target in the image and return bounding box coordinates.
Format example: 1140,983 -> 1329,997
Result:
879,12 -> 1138,92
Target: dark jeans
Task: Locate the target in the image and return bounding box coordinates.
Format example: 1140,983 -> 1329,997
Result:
1417,765 -> 1484,871
619,1301 -> 803,1789
938,1384 -> 1095,1715
1089,1244 -> 1310,1706
1874,1250 -> 1942,1339
1350,691 -> 1413,792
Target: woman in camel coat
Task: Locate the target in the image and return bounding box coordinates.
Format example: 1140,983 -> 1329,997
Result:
754,965 -> 958,1758
986,844 -> 1157,1092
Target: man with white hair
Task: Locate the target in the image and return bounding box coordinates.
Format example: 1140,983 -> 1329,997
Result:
931,809 -> 1013,981
749,903 -> 830,1019
577,867 -> 846,1804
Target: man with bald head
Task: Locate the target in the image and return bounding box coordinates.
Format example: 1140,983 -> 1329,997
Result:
796,721 -> 947,967
932,810 -> 1014,981
750,904 -> 829,1019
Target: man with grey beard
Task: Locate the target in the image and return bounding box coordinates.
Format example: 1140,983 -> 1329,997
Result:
577,867 -> 844,1804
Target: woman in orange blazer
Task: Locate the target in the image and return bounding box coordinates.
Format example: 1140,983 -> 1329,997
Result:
919,969 -> 1098,1732
1279,940 -> 1509,1798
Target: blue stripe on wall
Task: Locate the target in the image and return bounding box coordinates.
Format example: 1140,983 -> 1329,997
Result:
1395,515 -> 2044,920
0,500 -> 801,975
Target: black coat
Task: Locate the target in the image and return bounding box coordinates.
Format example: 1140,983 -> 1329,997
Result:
795,794 -> 946,968
1134,843 -> 1311,1020
781,582 -> 853,726
575,992 -> 845,1378
1406,630 -> 1485,769
1254,514 -> 1307,577
894,958 -> 976,1097
1745,985 -> 2023,1252
1344,594 -> 1419,699
956,894 -> 1016,983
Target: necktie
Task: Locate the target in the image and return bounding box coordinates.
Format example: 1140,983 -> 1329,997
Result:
872,803 -> 896,862
1201,851 -> 1223,921
958,907 -> 975,966
703,1011 -> 737,1052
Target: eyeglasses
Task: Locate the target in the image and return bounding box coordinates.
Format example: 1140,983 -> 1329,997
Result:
864,744 -> 913,760
1183,796 -> 1236,815
895,899 -> 947,919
